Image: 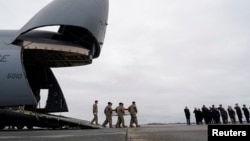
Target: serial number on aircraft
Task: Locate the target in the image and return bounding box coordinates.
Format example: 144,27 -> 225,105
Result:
7,73 -> 23,79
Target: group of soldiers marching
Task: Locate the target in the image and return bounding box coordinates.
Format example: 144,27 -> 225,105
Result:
90,100 -> 140,128
184,103 -> 250,125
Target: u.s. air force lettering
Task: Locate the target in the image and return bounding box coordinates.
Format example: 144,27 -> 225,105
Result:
0,55 -> 10,62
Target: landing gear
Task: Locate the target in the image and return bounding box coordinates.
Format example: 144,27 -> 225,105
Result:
16,124 -> 25,130
0,125 -> 5,130
27,125 -> 33,129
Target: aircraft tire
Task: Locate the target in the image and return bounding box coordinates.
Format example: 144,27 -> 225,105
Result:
16,125 -> 24,130
0,125 -> 5,130
27,125 -> 33,129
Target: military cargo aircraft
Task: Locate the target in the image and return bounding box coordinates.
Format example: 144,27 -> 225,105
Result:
0,0 -> 109,129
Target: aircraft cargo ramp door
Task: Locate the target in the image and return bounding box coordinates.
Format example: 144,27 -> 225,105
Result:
0,108 -> 101,130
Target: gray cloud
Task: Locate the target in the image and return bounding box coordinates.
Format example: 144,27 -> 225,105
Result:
1,0 -> 250,124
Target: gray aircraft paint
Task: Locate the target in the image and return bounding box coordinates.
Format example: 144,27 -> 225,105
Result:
0,0 -> 109,107
0,43 -> 36,106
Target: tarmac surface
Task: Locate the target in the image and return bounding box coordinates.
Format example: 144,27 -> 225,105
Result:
0,124 -> 207,141
127,124 -> 207,141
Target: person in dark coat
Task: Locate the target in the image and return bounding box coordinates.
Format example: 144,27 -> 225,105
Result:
202,105 -> 211,124
197,108 -> 203,124
218,104 -> 228,124
184,106 -> 191,125
242,104 -> 249,123
234,103 -> 243,123
211,105 -> 220,124
227,106 -> 236,124
193,108 -> 199,125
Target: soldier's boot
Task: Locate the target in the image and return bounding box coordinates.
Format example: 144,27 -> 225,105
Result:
135,122 -> 140,127
109,124 -> 113,128
122,124 -> 127,128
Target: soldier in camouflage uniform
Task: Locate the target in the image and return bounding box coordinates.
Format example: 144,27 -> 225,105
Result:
102,102 -> 113,128
128,101 -> 140,127
90,100 -> 99,125
115,102 -> 127,128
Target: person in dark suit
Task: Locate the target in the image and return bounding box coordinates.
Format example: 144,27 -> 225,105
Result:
242,104 -> 249,123
218,104 -> 228,124
234,103 -> 243,123
184,106 -> 191,125
227,106 -> 236,124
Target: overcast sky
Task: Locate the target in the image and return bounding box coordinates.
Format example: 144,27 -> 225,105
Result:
1,0 -> 250,124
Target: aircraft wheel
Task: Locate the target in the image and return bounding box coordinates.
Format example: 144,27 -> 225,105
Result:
0,125 -> 5,130
27,125 -> 33,129
16,125 -> 24,130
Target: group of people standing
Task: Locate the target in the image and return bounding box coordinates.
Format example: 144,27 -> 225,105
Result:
184,103 -> 250,125
90,100 -> 140,128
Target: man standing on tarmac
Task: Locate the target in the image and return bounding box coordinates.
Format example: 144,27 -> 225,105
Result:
242,104 -> 250,123
184,106 -> 191,125
218,104 -> 228,124
102,102 -> 113,128
234,103 -> 243,123
115,102 -> 127,128
128,101 -> 140,127
90,100 -> 99,125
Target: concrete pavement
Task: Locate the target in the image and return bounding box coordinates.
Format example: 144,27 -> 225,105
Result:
0,124 -> 208,141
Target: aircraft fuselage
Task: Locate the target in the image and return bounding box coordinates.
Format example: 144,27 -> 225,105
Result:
0,0 -> 109,129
